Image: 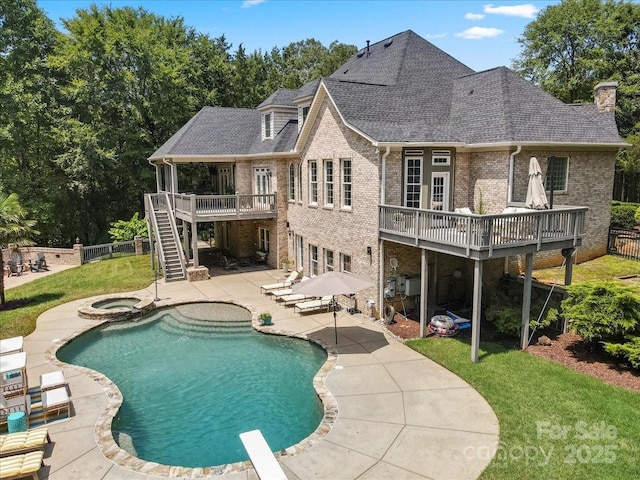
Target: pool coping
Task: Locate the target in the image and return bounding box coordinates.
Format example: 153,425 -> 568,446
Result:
46,298 -> 339,478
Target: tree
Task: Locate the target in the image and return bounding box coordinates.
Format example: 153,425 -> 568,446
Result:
108,212 -> 148,242
0,193 -> 39,305
514,0 -> 640,202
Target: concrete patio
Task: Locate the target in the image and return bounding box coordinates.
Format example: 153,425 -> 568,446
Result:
21,268 -> 499,479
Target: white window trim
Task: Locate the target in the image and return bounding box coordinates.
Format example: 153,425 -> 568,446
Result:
263,113 -> 272,139
404,155 -> 423,208
546,156 -> 569,194
341,158 -> 352,210
340,253 -> 352,273
430,172 -> 450,211
288,163 -> 295,201
310,245 -> 319,276
309,160 -> 318,205
324,159 -> 334,207
324,249 -> 334,272
258,227 -> 270,252
432,150 -> 451,166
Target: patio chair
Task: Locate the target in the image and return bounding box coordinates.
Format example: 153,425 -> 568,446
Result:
0,428 -> 51,457
294,296 -> 334,314
222,255 -> 238,270
0,337 -> 23,356
0,450 -> 45,480
277,294 -> 314,306
260,270 -> 302,294
0,394 -> 32,429
6,261 -> 22,277
39,371 -> 67,393
29,254 -> 48,273
0,373 -> 26,399
41,387 -> 70,423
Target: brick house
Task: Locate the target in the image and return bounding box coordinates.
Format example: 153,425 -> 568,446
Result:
146,30 -> 625,360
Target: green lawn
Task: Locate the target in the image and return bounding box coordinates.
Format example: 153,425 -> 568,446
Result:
0,255 -> 155,338
407,337 -> 640,480
534,255 -> 640,295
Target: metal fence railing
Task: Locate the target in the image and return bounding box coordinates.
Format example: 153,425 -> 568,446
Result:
81,238 -> 150,264
608,228 -> 640,260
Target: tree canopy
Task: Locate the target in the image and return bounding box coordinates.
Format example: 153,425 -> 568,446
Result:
514,0 -> 640,202
0,0 -> 356,246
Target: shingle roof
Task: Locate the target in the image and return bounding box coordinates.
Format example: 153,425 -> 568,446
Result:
151,29 -> 624,160
149,107 -> 297,159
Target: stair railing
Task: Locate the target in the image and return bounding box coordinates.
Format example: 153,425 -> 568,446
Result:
145,193 -> 187,280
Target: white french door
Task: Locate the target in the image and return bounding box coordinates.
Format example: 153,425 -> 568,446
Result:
254,167 -> 271,206
295,235 -> 304,271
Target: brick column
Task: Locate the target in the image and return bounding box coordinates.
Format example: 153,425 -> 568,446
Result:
73,243 -> 83,265
134,236 -> 144,255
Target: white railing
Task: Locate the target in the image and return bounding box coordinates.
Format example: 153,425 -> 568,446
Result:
379,205 -> 587,254
145,192 -> 187,279
173,193 -> 276,219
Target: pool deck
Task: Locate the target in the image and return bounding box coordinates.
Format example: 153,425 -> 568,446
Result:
22,268 -> 499,479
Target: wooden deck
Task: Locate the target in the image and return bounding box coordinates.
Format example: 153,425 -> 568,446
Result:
379,205 -> 587,260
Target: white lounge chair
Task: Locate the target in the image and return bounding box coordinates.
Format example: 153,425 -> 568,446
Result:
260,270 -> 301,294
42,387 -> 70,423
294,296 -> 333,314
270,277 -> 309,299
0,336 -> 23,356
278,294 -> 314,306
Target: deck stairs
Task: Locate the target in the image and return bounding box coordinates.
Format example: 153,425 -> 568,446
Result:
145,194 -> 187,281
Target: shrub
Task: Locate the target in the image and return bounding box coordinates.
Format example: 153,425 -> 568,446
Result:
563,282 -> 640,344
108,212 -> 148,242
485,294 -> 556,338
635,206 -> 640,226
610,204 -> 639,228
603,336 -> 640,369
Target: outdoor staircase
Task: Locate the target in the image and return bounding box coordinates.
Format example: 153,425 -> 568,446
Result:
153,209 -> 186,281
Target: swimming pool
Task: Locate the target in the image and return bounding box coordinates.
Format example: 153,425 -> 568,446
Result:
57,302 -> 327,468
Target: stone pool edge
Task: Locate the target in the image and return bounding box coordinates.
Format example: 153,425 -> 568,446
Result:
45,297 -> 339,478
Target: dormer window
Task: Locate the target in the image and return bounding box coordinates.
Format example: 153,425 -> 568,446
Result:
302,106 -> 309,124
263,113 -> 272,139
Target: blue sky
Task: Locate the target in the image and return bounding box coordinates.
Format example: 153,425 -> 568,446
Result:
37,1 -> 562,72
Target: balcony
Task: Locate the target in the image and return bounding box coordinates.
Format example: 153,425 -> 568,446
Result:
379,205 -> 587,260
171,193 -> 277,223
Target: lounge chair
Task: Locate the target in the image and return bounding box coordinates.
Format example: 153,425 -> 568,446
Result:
0,337 -> 23,356
0,394 -> 32,429
41,387 -> 70,423
260,270 -> 301,294
278,294 -> 314,306
0,429 -> 51,457
294,296 -> 334,314
0,450 -> 45,480
39,371 -> 67,393
270,276 -> 310,299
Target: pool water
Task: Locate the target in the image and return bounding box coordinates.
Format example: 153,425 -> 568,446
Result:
57,303 -> 327,468
92,297 -> 140,309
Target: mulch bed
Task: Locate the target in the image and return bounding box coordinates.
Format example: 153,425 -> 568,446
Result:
384,314 -> 640,393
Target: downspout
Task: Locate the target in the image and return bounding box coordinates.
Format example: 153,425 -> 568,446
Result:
380,145 -> 391,204
379,145 -> 391,321
507,145 -> 522,204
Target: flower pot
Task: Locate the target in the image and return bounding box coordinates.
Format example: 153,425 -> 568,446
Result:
260,316 -> 272,326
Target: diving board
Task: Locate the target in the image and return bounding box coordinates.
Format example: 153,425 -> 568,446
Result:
239,429 -> 287,480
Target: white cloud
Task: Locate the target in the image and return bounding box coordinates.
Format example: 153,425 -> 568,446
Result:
242,0 -> 266,8
425,33 -> 448,39
465,13 -> 485,20
455,27 -> 504,40
483,3 -> 539,18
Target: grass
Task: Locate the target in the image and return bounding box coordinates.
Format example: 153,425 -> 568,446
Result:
0,255 -> 155,338
407,337 -> 640,480
533,255 -> 640,295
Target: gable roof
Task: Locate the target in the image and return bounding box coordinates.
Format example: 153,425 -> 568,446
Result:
257,88 -> 299,110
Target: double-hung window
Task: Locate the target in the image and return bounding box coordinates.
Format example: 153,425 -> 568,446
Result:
325,249 -> 334,272
310,245 -> 319,276
341,158 -> 352,208
309,160 -> 318,204
340,254 -> 352,273
324,160 -> 334,206
288,163 -> 295,201
264,113 -> 272,139
258,227 -> 270,252
546,156 -> 569,193
404,153 -> 423,208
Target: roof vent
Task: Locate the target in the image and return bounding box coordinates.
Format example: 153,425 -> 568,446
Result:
384,40 -> 393,48
356,51 -> 365,58
366,40 -> 370,57
343,69 -> 349,74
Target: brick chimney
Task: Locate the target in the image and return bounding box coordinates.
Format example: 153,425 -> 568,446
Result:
594,81 -> 618,113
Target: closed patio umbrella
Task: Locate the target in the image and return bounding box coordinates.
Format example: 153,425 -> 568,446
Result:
292,271 -> 374,343
525,156 -> 549,210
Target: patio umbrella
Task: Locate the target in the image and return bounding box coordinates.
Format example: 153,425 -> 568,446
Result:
525,156 -> 549,210
292,271 -> 374,343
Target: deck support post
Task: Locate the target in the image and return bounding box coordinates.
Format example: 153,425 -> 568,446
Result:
182,221 -> 189,263
471,259 -> 483,363
419,249 -> 428,337
378,239 -> 385,322
520,252 -> 533,350
192,221 -> 199,267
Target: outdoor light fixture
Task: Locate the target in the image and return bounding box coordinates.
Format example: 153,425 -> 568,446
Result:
366,246 -> 372,256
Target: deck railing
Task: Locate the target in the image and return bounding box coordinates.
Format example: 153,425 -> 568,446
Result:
379,205 -> 586,254
173,193 -> 276,219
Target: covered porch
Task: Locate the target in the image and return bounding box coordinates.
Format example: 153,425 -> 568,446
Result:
378,205 -> 585,362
